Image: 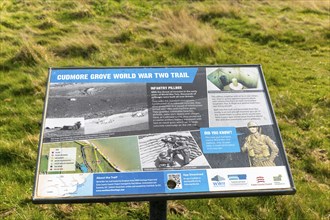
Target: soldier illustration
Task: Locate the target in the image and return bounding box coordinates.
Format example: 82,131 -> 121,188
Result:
157,136 -> 191,167
155,151 -> 175,168
155,137 -> 176,168
171,137 -> 191,166
241,122 -> 279,167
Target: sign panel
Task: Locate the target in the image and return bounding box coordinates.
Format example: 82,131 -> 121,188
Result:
33,65 -> 295,203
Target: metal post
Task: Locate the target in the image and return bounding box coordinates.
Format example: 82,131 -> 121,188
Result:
149,200 -> 167,220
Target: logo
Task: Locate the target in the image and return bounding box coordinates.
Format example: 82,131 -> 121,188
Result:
211,175 -> 225,187
211,175 -> 225,181
227,174 -> 248,185
273,174 -> 282,182
256,176 -> 265,183
251,176 -> 272,186
273,174 -> 285,185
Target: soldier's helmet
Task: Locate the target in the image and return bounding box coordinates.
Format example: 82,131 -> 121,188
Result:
159,152 -> 167,157
247,121 -> 258,128
166,137 -> 173,142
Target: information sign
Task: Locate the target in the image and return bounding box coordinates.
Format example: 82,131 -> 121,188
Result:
33,65 -> 295,203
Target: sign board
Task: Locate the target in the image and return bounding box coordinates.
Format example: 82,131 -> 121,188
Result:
33,65 -> 295,203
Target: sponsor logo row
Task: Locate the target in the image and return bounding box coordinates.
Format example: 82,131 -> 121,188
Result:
210,173 -> 286,188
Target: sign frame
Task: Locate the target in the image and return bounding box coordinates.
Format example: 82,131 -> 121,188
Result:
33,64 -> 296,204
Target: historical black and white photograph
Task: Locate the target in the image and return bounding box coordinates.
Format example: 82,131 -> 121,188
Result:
238,121 -> 283,167
200,122 -> 283,169
46,83 -> 149,135
43,117 -> 85,138
138,131 -> 210,171
206,67 -> 263,91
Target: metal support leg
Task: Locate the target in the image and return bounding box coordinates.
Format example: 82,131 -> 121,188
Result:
149,200 -> 167,220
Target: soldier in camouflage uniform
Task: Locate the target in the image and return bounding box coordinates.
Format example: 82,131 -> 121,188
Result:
241,122 -> 279,167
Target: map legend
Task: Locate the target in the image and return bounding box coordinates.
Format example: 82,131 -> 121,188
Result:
48,148 -> 77,172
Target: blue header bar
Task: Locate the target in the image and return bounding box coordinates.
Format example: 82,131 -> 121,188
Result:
50,68 -> 198,83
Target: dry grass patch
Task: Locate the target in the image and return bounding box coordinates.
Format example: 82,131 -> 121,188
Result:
8,34 -> 50,67
74,23 -> 102,35
53,34 -> 100,58
157,10 -> 217,47
55,204 -> 74,215
293,0 -> 330,12
193,1 -> 242,21
154,10 -> 218,60
168,201 -> 188,216
61,0 -> 95,20
37,17 -> 59,30
251,1 -> 329,41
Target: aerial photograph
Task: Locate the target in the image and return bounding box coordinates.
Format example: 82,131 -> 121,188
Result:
46,83 -> 149,135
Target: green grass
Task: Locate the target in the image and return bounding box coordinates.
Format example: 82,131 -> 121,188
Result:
1,0 -> 329,219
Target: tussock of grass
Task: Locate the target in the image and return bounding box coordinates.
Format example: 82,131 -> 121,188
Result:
155,10 -> 217,60
126,202 -> 148,219
168,201 -> 188,216
37,18 -> 58,30
0,84 -> 10,94
243,31 -> 276,45
288,104 -> 312,121
0,16 -> 23,30
280,7 -> 292,12
323,29 -> 330,39
267,76 -> 286,87
11,85 -> 35,96
249,30 -> 305,45
75,23 -> 102,35
158,10 -> 217,48
196,2 -> 241,22
301,8 -> 329,15
110,30 -> 134,43
173,43 -> 215,61
316,94 -> 330,108
53,35 -> 100,58
6,37 -> 49,67
60,3 -> 94,21
294,0 -> 330,12
68,8 -> 94,20
59,1 -> 78,9
140,38 -> 158,48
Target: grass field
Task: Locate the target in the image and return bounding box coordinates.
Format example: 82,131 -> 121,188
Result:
0,0 -> 329,219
